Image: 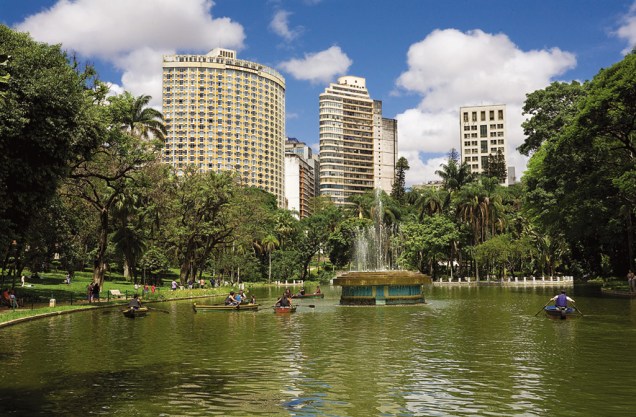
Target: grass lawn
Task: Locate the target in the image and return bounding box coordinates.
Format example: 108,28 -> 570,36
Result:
1,269 -> 242,325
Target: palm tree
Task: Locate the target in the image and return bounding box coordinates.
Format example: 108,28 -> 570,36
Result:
261,234 -> 280,283
435,158 -> 476,194
113,92 -> 167,141
414,187 -> 448,219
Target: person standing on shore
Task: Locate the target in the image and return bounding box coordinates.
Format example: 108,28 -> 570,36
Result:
628,270 -> 635,292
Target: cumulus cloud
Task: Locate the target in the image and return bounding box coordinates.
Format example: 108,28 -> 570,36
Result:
395,29 -> 576,185
615,2 -> 636,54
278,46 -> 352,84
15,0 -> 245,105
270,9 -> 302,42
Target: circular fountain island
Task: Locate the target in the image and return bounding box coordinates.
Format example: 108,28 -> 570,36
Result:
333,190 -> 432,305
334,270 -> 431,305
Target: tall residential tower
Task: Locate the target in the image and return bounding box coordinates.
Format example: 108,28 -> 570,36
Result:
162,48 -> 286,205
319,76 -> 396,207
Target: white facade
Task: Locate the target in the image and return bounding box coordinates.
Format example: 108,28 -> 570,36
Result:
284,153 -> 314,218
459,104 -> 507,182
319,76 -> 396,206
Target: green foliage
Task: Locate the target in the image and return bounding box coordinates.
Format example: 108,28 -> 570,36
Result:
522,52 -> 636,275
519,80 -> 586,156
396,216 -> 459,276
0,26 -> 103,269
483,149 -> 507,183
391,157 -> 409,203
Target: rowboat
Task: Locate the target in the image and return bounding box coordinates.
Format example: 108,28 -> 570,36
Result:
122,306 -> 149,318
601,288 -> 636,298
192,303 -> 259,312
273,305 -> 297,313
291,293 -> 324,299
543,305 -> 577,319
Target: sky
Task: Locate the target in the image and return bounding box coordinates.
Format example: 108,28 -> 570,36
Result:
2,0 -> 636,186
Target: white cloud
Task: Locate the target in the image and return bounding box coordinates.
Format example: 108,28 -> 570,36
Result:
278,46 -> 352,84
15,0 -> 245,105
400,152 -> 447,187
395,29 -> 576,185
270,9 -> 302,42
615,2 -> 636,54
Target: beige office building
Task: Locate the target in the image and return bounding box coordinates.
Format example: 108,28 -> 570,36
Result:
162,48 -> 286,206
319,76 -> 396,207
459,104 -> 507,180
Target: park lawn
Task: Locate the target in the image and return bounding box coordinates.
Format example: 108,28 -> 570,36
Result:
0,269 -> 234,325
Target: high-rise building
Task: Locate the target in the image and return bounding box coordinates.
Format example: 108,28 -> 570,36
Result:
375,101 -> 398,193
319,76 -> 396,207
285,138 -> 318,218
162,48 -> 286,206
459,104 -> 507,182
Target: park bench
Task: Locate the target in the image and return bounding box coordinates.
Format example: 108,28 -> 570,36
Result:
109,289 -> 125,299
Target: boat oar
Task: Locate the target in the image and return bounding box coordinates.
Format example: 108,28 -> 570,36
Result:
534,301 -> 551,316
146,306 -> 170,314
573,304 -> 584,316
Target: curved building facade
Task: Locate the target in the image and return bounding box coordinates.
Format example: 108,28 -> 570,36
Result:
162,48 -> 286,205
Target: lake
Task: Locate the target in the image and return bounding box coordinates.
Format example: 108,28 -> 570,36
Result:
1,285 -> 635,416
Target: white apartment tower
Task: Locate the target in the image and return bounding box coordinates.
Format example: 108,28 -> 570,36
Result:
459,104 -> 507,181
319,76 -> 396,207
162,48 -> 286,206
285,138 -> 318,218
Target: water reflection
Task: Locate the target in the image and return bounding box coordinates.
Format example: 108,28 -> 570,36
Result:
1,286 -> 636,416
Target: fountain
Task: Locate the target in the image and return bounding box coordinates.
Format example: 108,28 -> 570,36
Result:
333,189 -> 431,305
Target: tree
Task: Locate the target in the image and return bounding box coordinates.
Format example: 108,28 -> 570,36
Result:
261,234 -> 279,283
0,53 -> 9,93
391,157 -> 410,203
435,150 -> 476,193
64,91 -> 162,287
483,149 -> 507,183
519,81 -> 586,156
396,216 -> 459,278
160,169 -> 235,284
522,53 -> 636,276
110,92 -> 167,141
0,26 -> 103,278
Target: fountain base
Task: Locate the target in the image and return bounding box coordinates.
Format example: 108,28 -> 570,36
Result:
334,271 -> 432,305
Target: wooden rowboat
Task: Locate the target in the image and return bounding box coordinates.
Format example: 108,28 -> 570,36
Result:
122,306 -> 149,318
273,305 -> 297,313
192,303 -> 259,312
291,293 -> 324,299
601,288 -> 636,298
544,305 -> 577,319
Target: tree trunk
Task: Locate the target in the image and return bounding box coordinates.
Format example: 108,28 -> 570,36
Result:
628,212 -> 635,271
268,251 -> 272,283
93,208 -> 109,287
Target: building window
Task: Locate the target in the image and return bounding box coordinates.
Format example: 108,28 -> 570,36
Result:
472,112 -> 477,122
480,125 -> 487,138
498,110 -> 504,120
489,110 -> 494,120
463,112 -> 468,122
481,140 -> 488,153
480,111 -> 485,121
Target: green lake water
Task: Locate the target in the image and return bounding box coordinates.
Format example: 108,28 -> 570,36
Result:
1,285 -> 635,416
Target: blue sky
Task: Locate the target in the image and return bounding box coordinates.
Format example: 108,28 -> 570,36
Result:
2,0 -> 636,185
